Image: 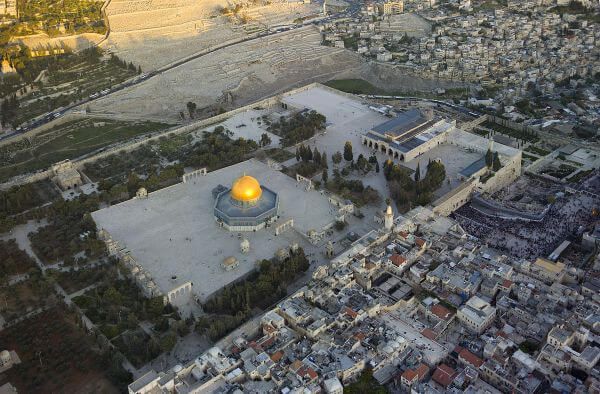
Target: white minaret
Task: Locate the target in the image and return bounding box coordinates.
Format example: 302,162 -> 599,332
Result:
488,135 -> 494,152
384,204 -> 394,231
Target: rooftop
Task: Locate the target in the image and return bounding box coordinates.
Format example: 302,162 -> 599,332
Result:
372,109 -> 431,138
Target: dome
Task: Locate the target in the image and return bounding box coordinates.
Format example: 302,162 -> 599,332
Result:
231,175 -> 262,202
0,350 -> 10,363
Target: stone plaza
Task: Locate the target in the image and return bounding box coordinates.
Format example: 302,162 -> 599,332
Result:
92,159 -> 344,306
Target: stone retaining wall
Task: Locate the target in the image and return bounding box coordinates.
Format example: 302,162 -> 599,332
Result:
0,83 -> 323,190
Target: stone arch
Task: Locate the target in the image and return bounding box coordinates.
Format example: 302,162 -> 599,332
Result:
394,151 -> 399,159
400,154 -> 405,161
374,143 -> 378,150
388,148 -> 393,156
381,145 -> 386,153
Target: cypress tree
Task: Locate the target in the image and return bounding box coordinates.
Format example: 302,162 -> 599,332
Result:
492,152 -> 501,172
414,162 -> 421,183
343,141 -> 353,162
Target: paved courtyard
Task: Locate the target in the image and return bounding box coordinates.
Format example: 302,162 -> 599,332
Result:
204,108 -> 282,147
281,85 -> 394,214
402,144 -> 482,199
91,159 -> 341,302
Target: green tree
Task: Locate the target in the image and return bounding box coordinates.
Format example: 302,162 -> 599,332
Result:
313,147 -> 321,165
485,148 -> 493,167
322,168 -> 328,183
259,133 -> 271,147
492,152 -> 501,171
186,101 -> 197,119
414,162 -> 421,183
159,332 -> 177,352
321,152 -> 328,169
343,141 -> 353,162
332,151 -> 342,165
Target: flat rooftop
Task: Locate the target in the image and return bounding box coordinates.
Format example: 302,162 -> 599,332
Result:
92,159 -> 339,301
372,109 -> 430,138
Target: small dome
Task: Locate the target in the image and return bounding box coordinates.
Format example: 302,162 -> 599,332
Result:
0,350 -> 10,362
223,256 -> 238,267
231,175 -> 262,202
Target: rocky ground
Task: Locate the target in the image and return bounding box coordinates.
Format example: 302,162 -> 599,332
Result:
89,0 -> 464,122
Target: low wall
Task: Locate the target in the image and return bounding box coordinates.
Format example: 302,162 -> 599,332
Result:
486,114 -> 538,137
0,82 -> 324,190
471,194 -> 548,222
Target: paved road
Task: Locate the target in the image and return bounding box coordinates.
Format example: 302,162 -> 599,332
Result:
2,16 -> 339,142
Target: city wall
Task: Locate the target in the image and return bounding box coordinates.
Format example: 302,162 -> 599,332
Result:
0,83 -> 323,190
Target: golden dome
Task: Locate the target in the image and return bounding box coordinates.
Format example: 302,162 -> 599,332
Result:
231,175 -> 262,202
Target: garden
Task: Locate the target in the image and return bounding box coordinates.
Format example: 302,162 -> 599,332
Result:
0,307 -> 121,393
198,249 -> 310,341
73,277 -> 188,367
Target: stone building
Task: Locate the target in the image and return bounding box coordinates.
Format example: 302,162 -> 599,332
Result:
362,109 -> 454,163
51,160 -> 83,190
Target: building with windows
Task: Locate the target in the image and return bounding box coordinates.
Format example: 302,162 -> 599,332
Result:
383,0 -> 404,15
362,109 -> 454,163
457,296 -> 496,334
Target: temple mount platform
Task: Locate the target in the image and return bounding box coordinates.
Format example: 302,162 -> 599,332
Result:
91,159 -> 342,305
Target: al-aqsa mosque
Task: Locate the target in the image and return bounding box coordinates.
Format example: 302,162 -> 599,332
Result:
213,174 -> 280,231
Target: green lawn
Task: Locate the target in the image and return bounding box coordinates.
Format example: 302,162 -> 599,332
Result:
265,147 -> 294,162
325,79 -> 385,95
0,119 -> 171,182
325,78 -> 470,99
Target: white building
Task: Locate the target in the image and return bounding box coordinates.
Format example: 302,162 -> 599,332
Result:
457,296 -> 496,334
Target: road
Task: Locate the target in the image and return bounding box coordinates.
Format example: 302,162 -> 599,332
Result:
1,12 -> 343,142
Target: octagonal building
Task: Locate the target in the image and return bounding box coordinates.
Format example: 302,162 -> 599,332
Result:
213,175 -> 279,231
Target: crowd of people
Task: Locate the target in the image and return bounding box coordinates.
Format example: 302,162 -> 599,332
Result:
453,174 -> 600,260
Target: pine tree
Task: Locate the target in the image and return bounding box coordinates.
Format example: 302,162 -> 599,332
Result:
295,147 -> 300,161
322,168 -> 328,183
321,152 -> 328,169
376,162 -> 380,173
313,147 -> 321,165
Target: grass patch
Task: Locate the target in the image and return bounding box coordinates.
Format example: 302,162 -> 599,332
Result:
282,161 -> 321,178
50,264 -> 114,295
0,276 -> 56,323
265,147 -> 294,162
522,152 -> 539,161
566,169 -> 593,184
0,119 -> 170,182
325,78 -> 471,99
0,239 -> 38,279
325,79 -> 384,95
524,145 -> 551,156
541,164 -> 577,179
483,121 -> 539,143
